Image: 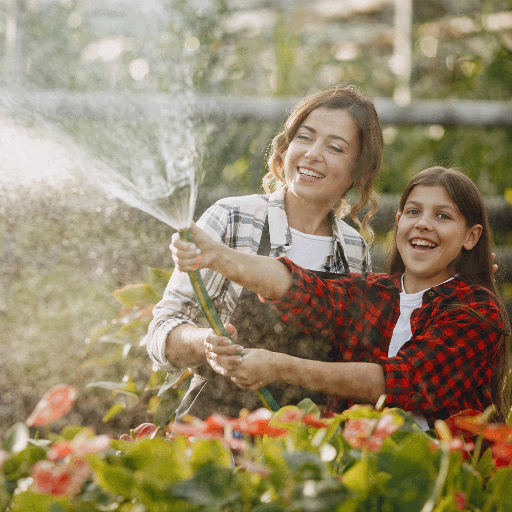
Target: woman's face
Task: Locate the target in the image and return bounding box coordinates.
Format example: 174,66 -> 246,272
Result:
283,107 -> 360,209
396,185 -> 482,293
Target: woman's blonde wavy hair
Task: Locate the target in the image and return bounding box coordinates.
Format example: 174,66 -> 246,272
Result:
263,85 -> 383,245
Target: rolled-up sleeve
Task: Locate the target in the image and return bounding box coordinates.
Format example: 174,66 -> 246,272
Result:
145,203 -> 233,372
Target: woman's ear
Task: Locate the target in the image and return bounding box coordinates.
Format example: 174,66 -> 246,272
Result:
396,212 -> 401,223
463,224 -> 483,250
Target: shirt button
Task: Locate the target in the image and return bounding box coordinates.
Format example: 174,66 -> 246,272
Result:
427,291 -> 435,298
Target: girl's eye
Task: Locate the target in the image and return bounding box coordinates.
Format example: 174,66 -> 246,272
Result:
436,212 -> 451,220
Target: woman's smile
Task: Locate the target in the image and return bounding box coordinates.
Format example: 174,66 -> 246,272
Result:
284,107 -> 360,211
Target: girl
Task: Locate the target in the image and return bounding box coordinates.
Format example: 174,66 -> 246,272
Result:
146,85 -> 383,419
171,167 -> 511,427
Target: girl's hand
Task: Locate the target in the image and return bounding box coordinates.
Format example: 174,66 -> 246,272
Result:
170,223 -> 222,272
229,349 -> 277,391
204,323 -> 244,376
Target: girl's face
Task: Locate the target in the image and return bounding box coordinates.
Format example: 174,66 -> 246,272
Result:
283,107 -> 360,209
396,185 -> 482,294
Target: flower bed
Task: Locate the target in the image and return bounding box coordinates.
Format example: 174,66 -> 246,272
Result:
1,385 -> 512,511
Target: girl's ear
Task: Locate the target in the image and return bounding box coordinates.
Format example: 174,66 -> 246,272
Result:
463,224 -> 483,250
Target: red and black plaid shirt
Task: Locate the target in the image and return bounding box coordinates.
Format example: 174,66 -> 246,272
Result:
264,258 -> 503,427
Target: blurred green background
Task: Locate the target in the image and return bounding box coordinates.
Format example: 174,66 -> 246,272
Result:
0,0 -> 511,436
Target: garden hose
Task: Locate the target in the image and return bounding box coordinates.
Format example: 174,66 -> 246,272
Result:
179,229 -> 280,412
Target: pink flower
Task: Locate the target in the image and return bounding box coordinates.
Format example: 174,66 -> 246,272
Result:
343,414 -> 400,452
132,423 -> 158,440
31,458 -> 90,496
26,385 -> 78,427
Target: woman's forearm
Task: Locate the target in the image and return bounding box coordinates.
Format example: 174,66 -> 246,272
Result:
275,355 -> 386,403
165,323 -> 210,369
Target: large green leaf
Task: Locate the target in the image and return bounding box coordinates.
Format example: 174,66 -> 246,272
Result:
112,283 -> 161,308
86,381 -> 141,398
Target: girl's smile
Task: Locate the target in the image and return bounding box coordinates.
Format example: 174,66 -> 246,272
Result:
397,185 -> 482,293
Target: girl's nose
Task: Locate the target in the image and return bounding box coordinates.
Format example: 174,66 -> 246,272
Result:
415,214 -> 432,230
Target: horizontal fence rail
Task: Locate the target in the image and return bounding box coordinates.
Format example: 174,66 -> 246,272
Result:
3,89 -> 512,126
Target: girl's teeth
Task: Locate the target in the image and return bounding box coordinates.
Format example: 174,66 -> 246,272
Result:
412,239 -> 437,248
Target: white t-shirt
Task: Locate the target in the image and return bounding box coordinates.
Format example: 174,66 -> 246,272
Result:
388,275 -> 454,431
286,228 -> 333,271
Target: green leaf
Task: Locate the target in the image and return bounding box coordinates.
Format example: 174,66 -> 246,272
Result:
145,370 -> 167,391
476,447 -> 495,480
154,386 -> 181,427
171,465 -> 240,507
113,283 -> 161,308
3,423 -> 29,454
86,381 -> 141,398
190,440 -> 232,471
102,402 -> 128,423
148,267 -> 173,297
487,467 -> 512,509
8,490 -> 70,512
158,369 -> 193,396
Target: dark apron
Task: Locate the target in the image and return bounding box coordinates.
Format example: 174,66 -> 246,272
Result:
175,217 -> 348,420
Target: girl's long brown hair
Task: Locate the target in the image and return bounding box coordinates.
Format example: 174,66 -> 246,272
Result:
263,85 -> 383,246
388,166 -> 511,422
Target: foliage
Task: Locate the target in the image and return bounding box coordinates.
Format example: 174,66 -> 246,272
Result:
83,265 -> 193,429
2,385 -> 512,511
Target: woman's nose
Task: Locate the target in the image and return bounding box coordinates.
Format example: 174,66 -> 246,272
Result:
305,141 -> 324,161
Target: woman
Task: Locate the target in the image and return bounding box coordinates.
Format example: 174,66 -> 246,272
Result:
171,167 -> 511,427
146,85 -> 384,418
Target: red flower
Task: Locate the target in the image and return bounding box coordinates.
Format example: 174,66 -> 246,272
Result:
233,409 -> 288,437
119,433 -> 132,442
26,385 -> 78,427
31,458 -> 90,496
302,415 -> 330,429
453,415 -> 512,443
445,410 -> 481,437
491,442 -> 512,468
455,491 -> 467,510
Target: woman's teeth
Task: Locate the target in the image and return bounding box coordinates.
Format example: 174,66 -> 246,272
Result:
411,239 -> 437,248
298,167 -> 324,179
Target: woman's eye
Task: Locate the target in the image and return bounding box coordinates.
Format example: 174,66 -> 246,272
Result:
296,133 -> 312,142
328,144 -> 344,153
405,208 -> 419,215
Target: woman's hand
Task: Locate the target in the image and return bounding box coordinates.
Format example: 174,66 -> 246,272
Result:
204,323 -> 278,390
204,323 -> 244,376
170,223 -> 222,272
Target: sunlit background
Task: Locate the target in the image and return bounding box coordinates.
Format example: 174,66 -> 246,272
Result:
1,0 -> 511,435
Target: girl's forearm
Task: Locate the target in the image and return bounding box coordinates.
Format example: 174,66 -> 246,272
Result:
274,354 -> 386,403
211,244 -> 293,300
